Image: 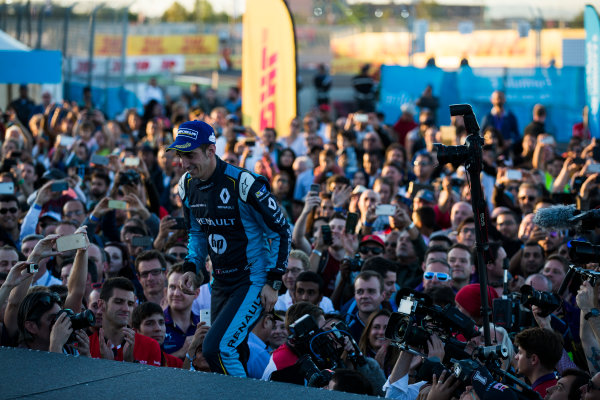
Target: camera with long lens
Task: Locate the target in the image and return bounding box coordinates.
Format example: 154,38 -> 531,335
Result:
519,285 -> 561,317
385,289 -> 479,351
568,240 -> 600,265
56,308 -> 96,343
288,314 -> 343,372
118,170 -> 141,186
296,354 -> 334,388
344,253 -> 363,272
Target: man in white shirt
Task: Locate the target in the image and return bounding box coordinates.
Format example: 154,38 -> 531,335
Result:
275,250 -> 334,312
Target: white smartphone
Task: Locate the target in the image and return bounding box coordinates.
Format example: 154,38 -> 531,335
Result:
199,309 -> 211,327
588,163 -> 600,174
354,113 -> 368,123
57,135 -> 76,148
539,136 -> 556,146
124,157 -> 140,167
56,233 -> 87,252
108,200 -> 128,210
506,169 -> 522,181
0,182 -> 14,194
375,204 -> 396,216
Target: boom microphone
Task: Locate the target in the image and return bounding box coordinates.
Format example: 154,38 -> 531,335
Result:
533,205 -> 576,229
533,205 -> 600,230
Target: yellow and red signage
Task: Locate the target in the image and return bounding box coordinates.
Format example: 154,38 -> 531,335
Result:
242,0 -> 297,136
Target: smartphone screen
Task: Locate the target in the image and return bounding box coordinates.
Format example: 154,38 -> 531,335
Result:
90,154 -> 109,166
173,217 -> 186,230
124,157 -> 140,167
51,182 -> 68,192
0,182 -> 14,194
108,200 -> 128,210
321,225 -> 333,245
375,204 -> 396,216
131,236 -> 153,248
345,212 -> 359,234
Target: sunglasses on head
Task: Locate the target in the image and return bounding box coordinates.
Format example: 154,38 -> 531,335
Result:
359,246 -> 383,255
423,272 -> 451,281
0,207 -> 18,214
26,292 -> 62,321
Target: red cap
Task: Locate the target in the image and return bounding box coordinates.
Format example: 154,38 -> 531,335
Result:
360,234 -> 384,247
455,284 -> 498,319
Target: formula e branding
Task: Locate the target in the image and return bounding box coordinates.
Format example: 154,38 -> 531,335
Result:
220,188 -> 230,204
209,234 -> 227,254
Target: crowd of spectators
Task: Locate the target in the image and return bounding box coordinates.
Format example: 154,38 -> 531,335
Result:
0,78 -> 600,400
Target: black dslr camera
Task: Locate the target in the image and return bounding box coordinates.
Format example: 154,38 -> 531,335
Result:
385,289 -> 479,350
118,170 -> 141,186
56,308 -> 96,343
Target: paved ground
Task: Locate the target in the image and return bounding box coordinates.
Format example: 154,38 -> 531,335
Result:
0,347 -> 371,400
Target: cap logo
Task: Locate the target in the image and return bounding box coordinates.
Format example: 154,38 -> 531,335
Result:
208,133 -> 216,143
175,142 -> 191,149
178,128 -> 198,139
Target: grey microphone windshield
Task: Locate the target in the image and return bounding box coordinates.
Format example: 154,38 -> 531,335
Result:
533,205 -> 576,229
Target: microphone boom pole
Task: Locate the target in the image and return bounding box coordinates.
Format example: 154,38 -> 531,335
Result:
434,104 -> 493,346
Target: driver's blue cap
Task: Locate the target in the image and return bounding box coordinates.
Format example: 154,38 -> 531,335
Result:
166,120 -> 216,152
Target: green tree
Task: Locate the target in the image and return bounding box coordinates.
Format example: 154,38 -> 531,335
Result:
571,11 -> 584,28
192,0 -> 214,22
415,0 -> 443,20
162,1 -> 189,22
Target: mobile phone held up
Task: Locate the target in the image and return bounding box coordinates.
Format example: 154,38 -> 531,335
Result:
321,225 -> 333,245
56,234 -> 87,252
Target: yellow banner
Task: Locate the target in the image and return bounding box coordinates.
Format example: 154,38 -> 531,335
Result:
95,34 -> 219,57
331,29 -> 585,72
242,0 -> 297,137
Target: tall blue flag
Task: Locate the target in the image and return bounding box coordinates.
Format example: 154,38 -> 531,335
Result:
585,5 -> 600,138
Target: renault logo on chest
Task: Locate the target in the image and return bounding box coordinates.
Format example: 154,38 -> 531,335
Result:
220,188 -> 230,204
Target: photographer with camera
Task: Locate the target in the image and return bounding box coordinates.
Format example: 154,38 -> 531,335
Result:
262,302 -> 326,384
383,334 -> 445,399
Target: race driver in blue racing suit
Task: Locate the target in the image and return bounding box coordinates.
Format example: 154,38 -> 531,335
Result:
167,120 -> 291,377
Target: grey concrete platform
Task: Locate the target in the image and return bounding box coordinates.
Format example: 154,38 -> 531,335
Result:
0,347 -> 370,400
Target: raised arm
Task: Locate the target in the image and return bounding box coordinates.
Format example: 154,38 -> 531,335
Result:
64,226 -> 90,311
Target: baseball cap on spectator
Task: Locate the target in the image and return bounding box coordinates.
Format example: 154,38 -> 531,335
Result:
470,365 -> 517,400
166,120 -> 216,153
39,211 -> 61,222
455,284 -> 498,320
415,189 -> 435,204
360,235 -> 385,248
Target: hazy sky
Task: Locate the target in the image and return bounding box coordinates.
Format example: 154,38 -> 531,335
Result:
130,0 -> 596,20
